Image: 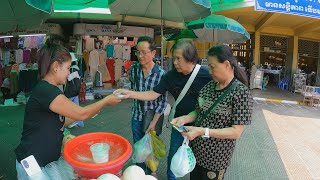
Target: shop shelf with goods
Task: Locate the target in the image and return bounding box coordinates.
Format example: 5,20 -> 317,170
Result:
298,40 -> 319,75
230,37 -> 253,71
260,35 -> 288,68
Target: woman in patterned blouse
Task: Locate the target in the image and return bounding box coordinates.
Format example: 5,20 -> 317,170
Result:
171,45 -> 253,180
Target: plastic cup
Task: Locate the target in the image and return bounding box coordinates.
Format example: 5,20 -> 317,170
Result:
90,143 -> 110,163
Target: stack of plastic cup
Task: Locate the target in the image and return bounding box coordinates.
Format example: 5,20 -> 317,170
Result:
90,143 -> 110,163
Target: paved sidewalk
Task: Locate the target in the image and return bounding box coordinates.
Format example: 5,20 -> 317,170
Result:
251,86 -> 304,103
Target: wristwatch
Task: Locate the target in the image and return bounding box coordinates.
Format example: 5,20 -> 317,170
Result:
201,128 -> 210,138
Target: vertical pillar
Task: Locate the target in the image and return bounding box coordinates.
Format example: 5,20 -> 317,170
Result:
254,31 -> 261,66
286,36 -> 298,77
292,36 -> 299,75
286,35 -> 298,89
316,46 -> 320,86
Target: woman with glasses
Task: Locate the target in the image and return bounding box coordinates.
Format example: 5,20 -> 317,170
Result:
115,40 -> 212,180
15,40 -> 122,179
171,45 -> 253,180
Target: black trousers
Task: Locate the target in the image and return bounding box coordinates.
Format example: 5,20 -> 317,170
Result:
190,164 -> 226,180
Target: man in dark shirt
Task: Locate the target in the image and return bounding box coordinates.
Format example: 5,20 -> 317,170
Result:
114,40 -> 212,180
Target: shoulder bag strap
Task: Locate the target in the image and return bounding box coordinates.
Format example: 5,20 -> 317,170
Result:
195,81 -> 239,126
169,64 -> 201,121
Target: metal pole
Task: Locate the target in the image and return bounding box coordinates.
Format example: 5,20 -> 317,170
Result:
161,0 -> 164,67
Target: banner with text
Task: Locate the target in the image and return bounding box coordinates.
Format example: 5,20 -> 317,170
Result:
73,23 -> 154,37
255,0 -> 320,19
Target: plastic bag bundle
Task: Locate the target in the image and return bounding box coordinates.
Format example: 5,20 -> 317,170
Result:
145,154 -> 159,172
170,137 -> 196,178
40,157 -> 75,180
150,130 -> 166,158
57,157 -> 74,180
132,134 -> 152,163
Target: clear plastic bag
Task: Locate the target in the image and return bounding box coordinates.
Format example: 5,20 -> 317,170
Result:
170,137 -> 196,178
145,154 -> 159,172
150,130 -> 166,158
42,157 -> 75,180
132,134 -> 152,163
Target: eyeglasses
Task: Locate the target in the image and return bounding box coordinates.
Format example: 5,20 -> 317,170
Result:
134,50 -> 152,57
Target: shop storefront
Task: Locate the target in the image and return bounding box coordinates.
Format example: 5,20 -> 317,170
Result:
71,23 -> 154,91
0,23 -> 63,102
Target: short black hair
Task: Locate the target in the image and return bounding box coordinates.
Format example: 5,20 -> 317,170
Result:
137,36 -> 156,51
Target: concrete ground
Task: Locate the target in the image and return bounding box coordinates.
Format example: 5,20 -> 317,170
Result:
251,86 -> 304,102
0,94 -> 319,180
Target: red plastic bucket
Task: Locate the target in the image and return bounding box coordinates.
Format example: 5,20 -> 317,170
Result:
63,132 -> 132,179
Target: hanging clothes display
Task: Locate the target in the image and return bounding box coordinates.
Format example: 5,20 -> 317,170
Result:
15,49 -> 23,64
97,49 -> 111,82
106,58 -> 115,84
23,50 -> 31,64
38,36 -> 45,47
83,50 -> 90,73
106,44 -> 114,57
122,45 -> 131,60
114,44 -> 123,59
114,58 -> 123,82
75,39 -> 83,55
23,37 -> 31,48
85,37 -> 95,51
31,48 -> 38,63
89,50 -> 99,83
4,49 -> 10,65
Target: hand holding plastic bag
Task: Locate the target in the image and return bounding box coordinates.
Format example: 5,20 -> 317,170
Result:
170,136 -> 196,178
132,134 -> 152,163
150,130 -> 166,158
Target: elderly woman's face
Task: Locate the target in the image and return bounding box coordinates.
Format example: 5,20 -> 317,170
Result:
173,49 -> 189,73
208,56 -> 228,82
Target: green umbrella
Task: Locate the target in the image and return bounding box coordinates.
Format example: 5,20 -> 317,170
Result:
50,0 -> 115,20
109,0 -> 210,65
187,14 -> 250,44
166,29 -> 198,41
109,0 -> 210,22
192,0 -> 245,9
0,0 -> 53,33
28,0 -> 116,15
26,0 -> 53,13
54,0 -> 113,12
192,0 -> 211,8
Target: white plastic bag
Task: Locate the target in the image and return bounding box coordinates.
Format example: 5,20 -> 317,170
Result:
170,137 -> 196,178
132,134 -> 152,163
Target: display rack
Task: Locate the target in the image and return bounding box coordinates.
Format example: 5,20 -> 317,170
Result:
292,73 -> 307,93
253,70 -> 264,89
